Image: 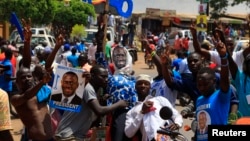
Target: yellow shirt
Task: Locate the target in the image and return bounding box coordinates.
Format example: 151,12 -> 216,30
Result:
0,89 -> 12,131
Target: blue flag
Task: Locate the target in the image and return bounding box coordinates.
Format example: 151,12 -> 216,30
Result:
10,12 -> 24,41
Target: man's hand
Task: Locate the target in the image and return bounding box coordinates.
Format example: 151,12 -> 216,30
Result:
55,34 -> 64,49
42,71 -> 52,84
116,100 -> 128,108
141,101 -> 156,114
168,123 -> 180,131
21,18 -> 32,43
160,50 -> 171,65
189,22 -> 197,37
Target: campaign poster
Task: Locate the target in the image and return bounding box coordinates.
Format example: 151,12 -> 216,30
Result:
49,64 -> 85,112
196,15 -> 207,32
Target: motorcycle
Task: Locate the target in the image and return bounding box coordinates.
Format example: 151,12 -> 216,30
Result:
145,53 -> 155,69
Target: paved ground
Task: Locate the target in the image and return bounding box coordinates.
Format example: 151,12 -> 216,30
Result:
10,51 -> 194,141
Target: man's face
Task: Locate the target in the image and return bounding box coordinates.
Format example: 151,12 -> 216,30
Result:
200,18 -> 204,23
196,73 -> 215,97
61,74 -> 79,97
187,53 -> 202,74
198,112 -> 207,129
225,38 -> 235,54
93,68 -> 108,88
135,80 -> 151,97
16,68 -> 35,92
113,48 -> 127,69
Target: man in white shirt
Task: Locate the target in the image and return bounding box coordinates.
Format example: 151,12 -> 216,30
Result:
124,74 -> 183,141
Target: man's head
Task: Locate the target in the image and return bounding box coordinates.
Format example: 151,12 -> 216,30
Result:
199,17 -> 204,23
225,37 -> 235,55
196,67 -> 216,97
16,67 -> 35,93
112,46 -> 127,69
198,111 -> 207,130
187,52 -> 203,74
78,52 -> 89,67
135,74 -> 151,99
90,65 -> 108,89
61,71 -> 79,97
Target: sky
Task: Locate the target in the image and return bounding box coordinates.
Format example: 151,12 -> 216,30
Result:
131,0 -> 250,15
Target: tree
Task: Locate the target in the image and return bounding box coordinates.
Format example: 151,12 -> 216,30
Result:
0,0 -> 96,38
70,24 -> 86,40
52,0 -> 96,38
209,0 -> 250,19
0,0 -> 56,25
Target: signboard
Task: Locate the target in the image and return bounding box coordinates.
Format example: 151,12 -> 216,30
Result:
160,10 -> 176,17
198,3 -> 207,14
146,8 -> 161,16
196,0 -> 210,2
162,18 -> 170,26
196,15 -> 207,32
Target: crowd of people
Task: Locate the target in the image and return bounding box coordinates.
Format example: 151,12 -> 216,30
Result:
0,16 -> 249,141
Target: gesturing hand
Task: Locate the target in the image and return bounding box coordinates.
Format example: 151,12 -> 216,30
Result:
21,18 -> 32,43
141,101 -> 156,114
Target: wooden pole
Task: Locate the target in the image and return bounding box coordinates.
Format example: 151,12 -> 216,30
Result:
102,0 -> 109,52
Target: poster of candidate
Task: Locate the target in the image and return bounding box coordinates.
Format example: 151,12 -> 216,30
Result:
49,64 -> 85,112
196,15 -> 207,32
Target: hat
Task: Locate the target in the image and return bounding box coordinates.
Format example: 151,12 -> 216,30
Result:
136,74 -> 151,83
202,40 -> 214,47
64,44 -> 70,51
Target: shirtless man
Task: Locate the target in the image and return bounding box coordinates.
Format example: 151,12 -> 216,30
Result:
10,19 -> 64,140
12,67 -> 53,140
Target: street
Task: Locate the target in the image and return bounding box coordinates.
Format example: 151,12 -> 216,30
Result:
10,51 -> 194,141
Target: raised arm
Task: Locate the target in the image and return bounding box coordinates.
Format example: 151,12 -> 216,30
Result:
11,70 -> 52,107
215,29 -> 238,80
45,34 -> 64,70
190,24 -> 210,59
142,39 -> 162,76
21,19 -> 32,68
160,50 -> 175,88
215,42 -> 230,93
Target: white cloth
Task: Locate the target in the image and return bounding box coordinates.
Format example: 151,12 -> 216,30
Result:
87,44 -> 97,61
111,47 -> 133,75
210,50 -> 244,71
124,95 -> 183,141
232,50 -> 244,71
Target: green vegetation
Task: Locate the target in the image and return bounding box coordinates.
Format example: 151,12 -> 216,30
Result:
0,0 -> 96,37
209,0 -> 250,19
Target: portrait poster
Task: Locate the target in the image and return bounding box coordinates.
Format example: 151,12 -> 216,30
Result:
196,15 -> 207,32
49,64 -> 85,112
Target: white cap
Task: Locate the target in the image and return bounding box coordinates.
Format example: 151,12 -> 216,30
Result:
136,74 -> 151,83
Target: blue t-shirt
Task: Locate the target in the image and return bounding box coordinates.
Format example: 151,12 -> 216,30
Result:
196,89 -> 231,141
0,59 -> 12,92
233,71 -> 250,116
67,55 -> 79,68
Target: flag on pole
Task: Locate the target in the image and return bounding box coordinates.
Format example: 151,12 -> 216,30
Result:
10,12 -> 24,41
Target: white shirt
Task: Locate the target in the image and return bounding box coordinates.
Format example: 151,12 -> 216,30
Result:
151,79 -> 178,107
124,95 -> 183,141
179,58 -> 191,74
209,50 -> 244,70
